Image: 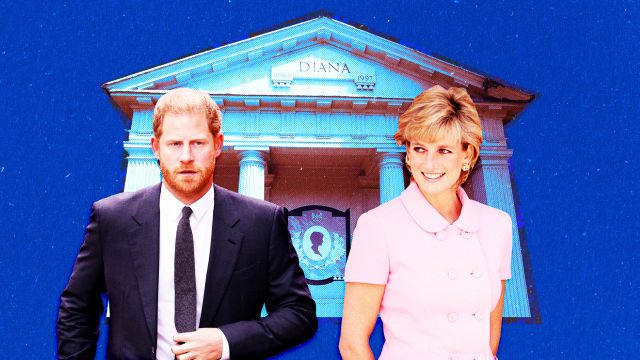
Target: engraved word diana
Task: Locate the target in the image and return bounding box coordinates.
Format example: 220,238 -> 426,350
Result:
299,61 -> 351,74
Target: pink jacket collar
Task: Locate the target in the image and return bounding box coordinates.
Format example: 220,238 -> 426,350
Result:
400,181 -> 479,233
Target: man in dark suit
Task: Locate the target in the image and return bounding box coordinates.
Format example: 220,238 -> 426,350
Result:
58,88 -> 317,359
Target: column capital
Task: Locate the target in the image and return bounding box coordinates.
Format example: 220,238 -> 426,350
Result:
378,151 -> 406,204
123,142 -> 155,159
236,149 -> 269,165
478,146 -> 513,167
237,150 -> 268,200
377,151 -> 405,167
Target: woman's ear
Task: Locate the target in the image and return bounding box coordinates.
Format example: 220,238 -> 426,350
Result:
463,144 -> 473,164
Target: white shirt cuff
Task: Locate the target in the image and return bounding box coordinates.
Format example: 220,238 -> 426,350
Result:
220,330 -> 230,360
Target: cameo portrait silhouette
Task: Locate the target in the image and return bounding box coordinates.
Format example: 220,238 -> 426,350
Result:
287,206 -> 351,285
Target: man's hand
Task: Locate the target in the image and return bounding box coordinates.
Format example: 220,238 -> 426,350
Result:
172,328 -> 223,360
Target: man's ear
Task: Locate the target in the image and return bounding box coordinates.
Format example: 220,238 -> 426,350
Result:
151,136 -> 160,159
213,133 -> 224,158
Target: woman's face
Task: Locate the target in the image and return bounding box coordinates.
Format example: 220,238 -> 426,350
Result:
405,137 -> 472,200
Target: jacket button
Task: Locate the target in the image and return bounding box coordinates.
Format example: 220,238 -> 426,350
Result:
474,312 -> 484,320
448,312 -> 458,322
461,230 -> 472,239
436,231 -> 447,241
471,269 -> 483,278
448,271 -> 457,280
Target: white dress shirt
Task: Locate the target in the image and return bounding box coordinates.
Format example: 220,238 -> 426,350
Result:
156,183 -> 230,359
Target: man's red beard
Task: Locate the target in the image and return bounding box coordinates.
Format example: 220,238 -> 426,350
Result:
160,161 -> 215,199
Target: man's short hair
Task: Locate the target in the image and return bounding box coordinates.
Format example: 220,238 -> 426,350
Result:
394,85 -> 483,185
153,88 -> 222,138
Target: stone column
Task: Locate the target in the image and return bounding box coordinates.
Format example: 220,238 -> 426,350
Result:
378,152 -> 405,204
124,109 -> 161,192
469,113 -> 531,318
470,149 -> 530,318
237,150 -> 268,200
123,155 -> 161,192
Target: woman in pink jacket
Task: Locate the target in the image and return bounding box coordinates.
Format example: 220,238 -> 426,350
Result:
340,85 -> 512,360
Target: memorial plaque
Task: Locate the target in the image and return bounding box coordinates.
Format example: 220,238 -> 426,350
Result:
287,205 -> 350,284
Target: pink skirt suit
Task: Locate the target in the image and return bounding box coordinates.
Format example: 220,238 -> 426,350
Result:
345,181 -> 512,360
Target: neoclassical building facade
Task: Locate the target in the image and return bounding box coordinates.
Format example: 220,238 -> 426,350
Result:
103,15 -> 537,320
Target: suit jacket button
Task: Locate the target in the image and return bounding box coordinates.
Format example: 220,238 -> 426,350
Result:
447,312 -> 458,322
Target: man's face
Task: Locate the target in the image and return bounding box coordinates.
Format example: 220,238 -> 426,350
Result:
151,111 -> 223,205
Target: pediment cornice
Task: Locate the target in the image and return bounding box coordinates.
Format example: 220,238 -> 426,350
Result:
103,14 -> 536,124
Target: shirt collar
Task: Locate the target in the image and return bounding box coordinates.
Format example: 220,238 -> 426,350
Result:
159,183 -> 215,223
400,181 -> 479,233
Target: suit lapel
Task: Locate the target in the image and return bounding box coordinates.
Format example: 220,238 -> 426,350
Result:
199,185 -> 244,326
128,184 -> 161,344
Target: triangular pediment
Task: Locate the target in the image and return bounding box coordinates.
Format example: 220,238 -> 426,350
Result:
104,15 -> 536,122
184,45 -> 425,98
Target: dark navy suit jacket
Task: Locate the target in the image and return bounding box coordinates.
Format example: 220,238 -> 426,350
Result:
58,184 -> 317,359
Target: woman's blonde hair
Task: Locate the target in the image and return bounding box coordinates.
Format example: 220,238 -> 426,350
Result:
394,85 -> 483,185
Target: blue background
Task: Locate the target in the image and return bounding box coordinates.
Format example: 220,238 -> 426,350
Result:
1,1 -> 638,358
